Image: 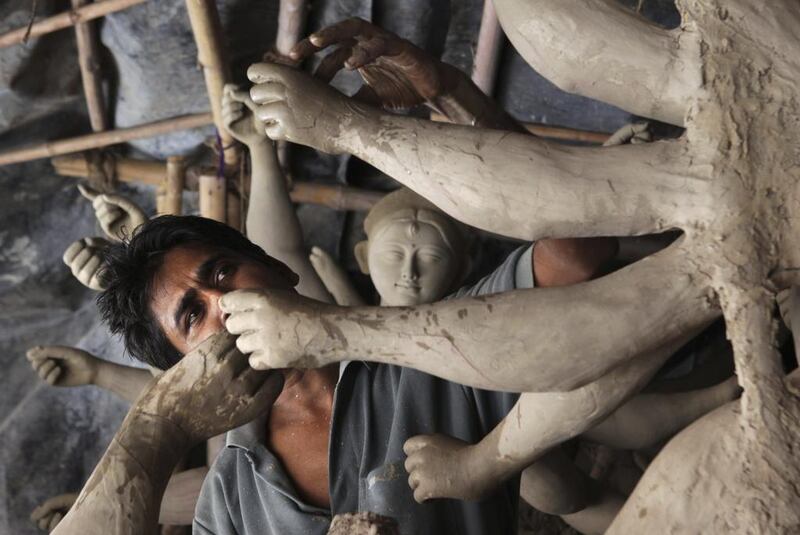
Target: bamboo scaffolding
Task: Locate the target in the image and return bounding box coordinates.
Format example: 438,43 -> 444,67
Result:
52,154 -> 384,211
0,112 -> 213,166
0,109 -> 607,168
72,0 -> 108,132
199,173 -> 227,222
157,156 -> 185,215
275,0 -> 309,56
472,0 -> 504,96
273,0 -> 309,171
0,0 -> 147,49
184,0 -> 238,169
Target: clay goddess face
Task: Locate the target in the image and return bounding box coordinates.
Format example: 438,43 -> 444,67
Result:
367,214 -> 458,306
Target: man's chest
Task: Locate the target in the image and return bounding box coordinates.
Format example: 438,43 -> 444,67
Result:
267,405 -> 332,509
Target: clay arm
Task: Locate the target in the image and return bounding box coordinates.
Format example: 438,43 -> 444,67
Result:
222,85 -> 331,303
223,242 -> 719,393
26,346 -> 150,404
309,246 -> 366,306
289,17 -> 526,133
401,325 -> 704,501
492,0 -> 700,126
246,64 -> 713,242
52,333 -> 283,535
50,411 -> 190,535
582,376 -> 741,450
30,467 -> 207,532
93,362 -> 151,404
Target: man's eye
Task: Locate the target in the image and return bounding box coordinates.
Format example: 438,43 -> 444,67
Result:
186,306 -> 204,331
215,263 -> 235,285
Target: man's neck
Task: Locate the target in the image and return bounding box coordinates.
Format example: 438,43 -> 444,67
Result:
273,364 -> 339,414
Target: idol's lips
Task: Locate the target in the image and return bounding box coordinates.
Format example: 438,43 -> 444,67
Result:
395,282 -> 421,291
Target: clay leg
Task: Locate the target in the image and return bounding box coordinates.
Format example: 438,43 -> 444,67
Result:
491,0 -> 700,126
583,376 -> 741,450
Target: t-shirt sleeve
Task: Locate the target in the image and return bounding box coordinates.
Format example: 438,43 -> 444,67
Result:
193,460 -> 238,535
450,244 -> 534,299
448,245 -> 534,429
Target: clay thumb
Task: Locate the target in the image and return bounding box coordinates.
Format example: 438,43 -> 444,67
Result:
77,183 -> 99,201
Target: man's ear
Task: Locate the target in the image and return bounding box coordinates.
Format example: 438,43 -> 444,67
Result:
354,241 -> 370,274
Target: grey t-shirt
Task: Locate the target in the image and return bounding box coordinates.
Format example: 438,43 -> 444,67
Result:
194,245 -> 533,535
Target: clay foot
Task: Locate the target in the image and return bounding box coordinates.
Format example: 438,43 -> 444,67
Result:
403,433 -> 491,502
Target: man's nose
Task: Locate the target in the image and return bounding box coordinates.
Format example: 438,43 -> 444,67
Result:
207,290 -> 230,326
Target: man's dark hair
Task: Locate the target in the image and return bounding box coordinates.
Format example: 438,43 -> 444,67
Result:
97,215 -> 272,370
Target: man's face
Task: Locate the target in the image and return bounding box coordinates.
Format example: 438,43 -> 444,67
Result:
367,216 -> 457,306
150,244 -> 296,356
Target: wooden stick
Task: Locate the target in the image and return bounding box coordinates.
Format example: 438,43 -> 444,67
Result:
157,156 -> 185,215
0,112 -> 213,166
290,182 -> 382,212
275,0 -> 308,56
51,154 -> 383,211
199,173 -> 227,222
184,0 -> 238,168
226,190 -> 242,231
52,154 -> 166,185
429,112 -> 611,144
72,0 -> 108,132
472,0 -> 504,96
0,0 -> 147,49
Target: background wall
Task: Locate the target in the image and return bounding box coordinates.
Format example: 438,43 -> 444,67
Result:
0,1 -> 678,533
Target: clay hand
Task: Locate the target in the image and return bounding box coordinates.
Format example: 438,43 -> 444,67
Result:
247,62 -> 370,155
30,492 -> 78,532
62,236 -> 110,291
78,184 -> 148,241
222,83 -> 268,147
134,332 -> 284,445
603,122 -> 652,147
221,288 -> 330,370
404,433 -> 490,502
26,346 -> 99,387
290,17 -> 454,109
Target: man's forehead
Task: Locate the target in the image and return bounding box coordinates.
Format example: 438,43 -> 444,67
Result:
150,245 -> 220,306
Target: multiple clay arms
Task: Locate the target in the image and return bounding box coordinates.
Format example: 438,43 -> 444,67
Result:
33,6 -> 775,534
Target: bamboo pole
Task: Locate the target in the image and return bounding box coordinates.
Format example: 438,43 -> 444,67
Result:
472,0 -> 504,96
199,173 -> 227,222
0,0 -> 147,49
429,112 -> 611,144
51,154 -> 384,211
72,0 -> 108,132
53,154 -> 165,185
157,156 -> 185,215
184,0 -> 238,169
275,0 -> 308,56
0,112 -> 213,166
290,182 -> 382,212
273,0 -> 309,171
226,190 -> 242,230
